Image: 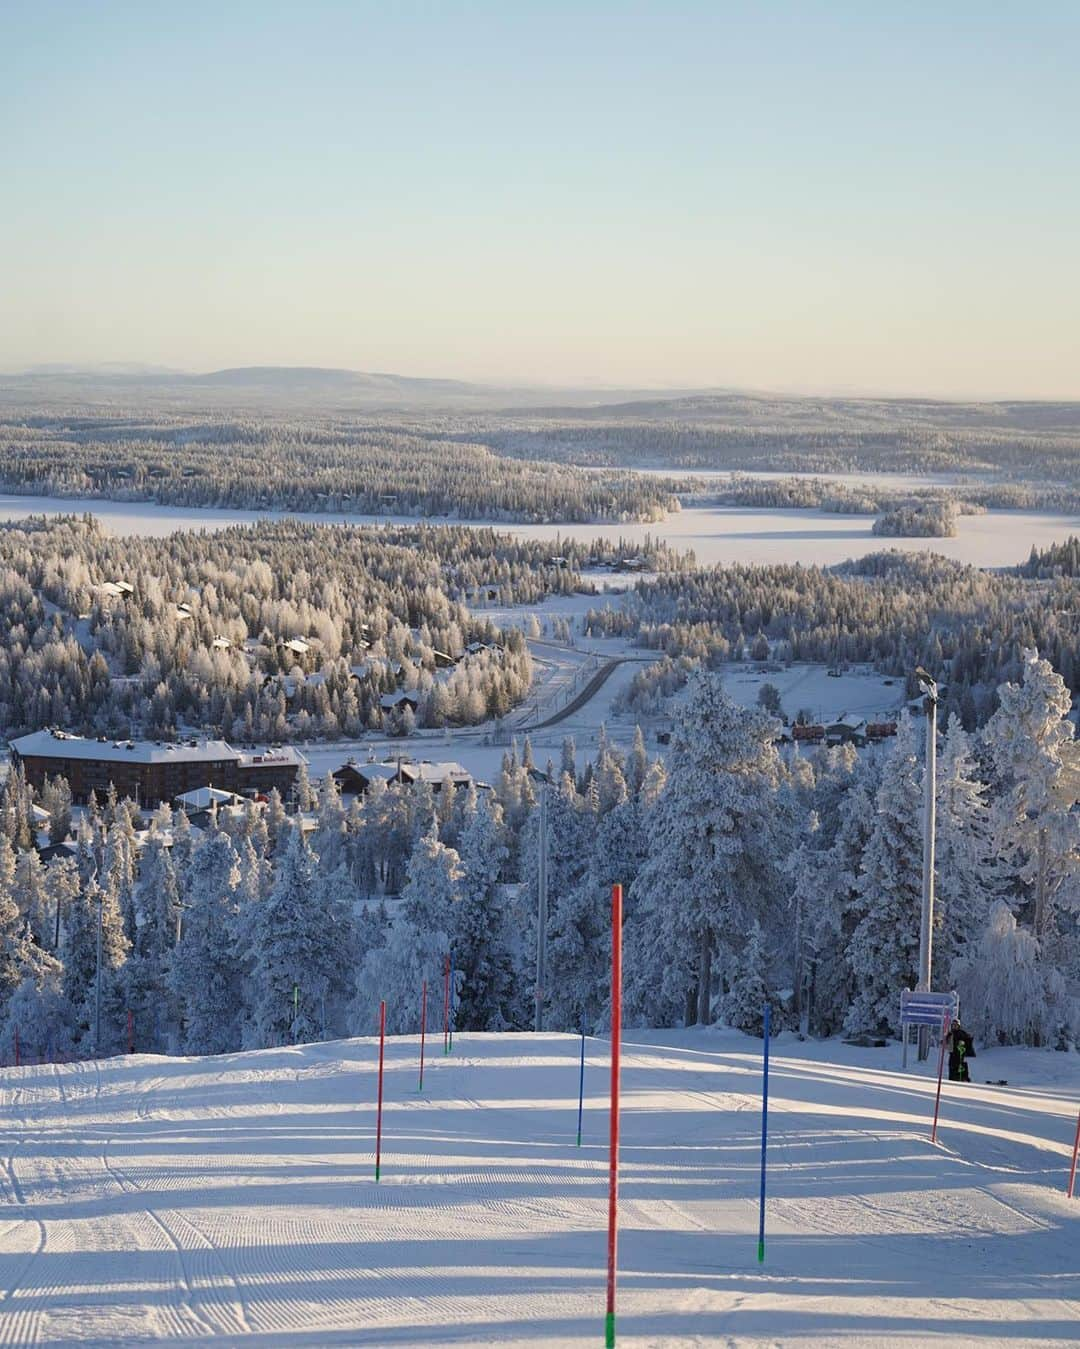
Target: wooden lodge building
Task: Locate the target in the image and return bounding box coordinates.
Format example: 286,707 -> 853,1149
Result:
10,730 -> 304,807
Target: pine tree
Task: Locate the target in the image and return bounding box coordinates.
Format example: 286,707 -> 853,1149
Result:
171,833 -> 241,1054
934,717 -> 997,982
247,826 -> 353,1046
358,829 -> 461,1036
627,672 -> 792,1027
983,649 -> 1080,942
723,920 -> 769,1034
454,797 -> 514,1031
844,717 -> 923,1036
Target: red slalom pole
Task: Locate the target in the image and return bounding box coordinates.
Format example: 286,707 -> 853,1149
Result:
418,981 -> 428,1092
931,1010 -> 951,1144
605,883 -> 623,1349
1067,1110 -> 1080,1199
443,955 -> 450,1055
375,1000 -> 386,1182
13,1026 -> 18,1069
127,1010 -> 134,1055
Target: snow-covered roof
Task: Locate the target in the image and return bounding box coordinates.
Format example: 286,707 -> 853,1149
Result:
282,637 -> 311,655
174,786 -> 245,809
380,690 -> 419,710
234,746 -> 306,768
12,730 -> 236,765
410,761 -> 472,788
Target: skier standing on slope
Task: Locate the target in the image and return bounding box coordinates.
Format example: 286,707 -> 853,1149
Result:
948,1022 -> 976,1082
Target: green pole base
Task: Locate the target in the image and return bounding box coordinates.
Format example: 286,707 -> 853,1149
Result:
605,1310 -> 615,1347
757,1239 -> 765,1264
375,1165 -> 381,1182
576,1130 -> 582,1147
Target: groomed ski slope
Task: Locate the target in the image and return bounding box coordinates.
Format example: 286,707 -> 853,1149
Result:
0,1030 -> 1076,1347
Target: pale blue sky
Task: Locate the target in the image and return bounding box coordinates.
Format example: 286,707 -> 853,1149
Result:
2,2 -> 1078,395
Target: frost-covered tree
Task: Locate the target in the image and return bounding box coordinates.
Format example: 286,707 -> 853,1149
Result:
953,901 -> 1071,1047
844,717 -> 923,1036
246,826 -> 353,1046
723,920 -> 769,1034
934,717 -> 997,982
171,833 -> 241,1055
983,649 -> 1080,941
627,671 -> 792,1027
454,798 -> 515,1031
358,829 -> 460,1035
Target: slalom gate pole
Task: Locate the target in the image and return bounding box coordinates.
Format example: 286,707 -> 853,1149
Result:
375,999 -> 386,1182
443,956 -> 450,1055
577,1013 -> 586,1147
418,980 -> 427,1092
758,1003 -> 770,1264
931,1011 -> 951,1144
449,962 -> 455,1054
128,1010 -> 134,1055
13,1026 -> 18,1069
605,883 -> 623,1349
1067,1110 -> 1080,1199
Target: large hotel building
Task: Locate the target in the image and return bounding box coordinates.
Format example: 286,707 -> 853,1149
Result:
11,730 -> 303,807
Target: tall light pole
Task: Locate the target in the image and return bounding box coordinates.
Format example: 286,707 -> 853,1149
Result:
915,667 -> 938,1062
534,782 -> 549,1032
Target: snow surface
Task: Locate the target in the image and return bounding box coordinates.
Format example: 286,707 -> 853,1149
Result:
0,1031 -> 1076,1346
0,494 -> 1074,569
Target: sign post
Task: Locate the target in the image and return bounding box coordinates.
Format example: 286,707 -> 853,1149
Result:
605,883 -> 622,1349
900,990 -> 958,1070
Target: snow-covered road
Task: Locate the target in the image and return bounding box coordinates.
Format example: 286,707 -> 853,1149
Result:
0,1032 -> 1076,1345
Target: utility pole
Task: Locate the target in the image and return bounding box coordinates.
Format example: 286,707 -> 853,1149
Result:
915,667 -> 938,1062
534,783 -> 549,1032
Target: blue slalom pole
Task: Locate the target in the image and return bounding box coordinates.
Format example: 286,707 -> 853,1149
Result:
448,963 -> 455,1054
576,1014 -> 586,1146
758,1003 -> 771,1263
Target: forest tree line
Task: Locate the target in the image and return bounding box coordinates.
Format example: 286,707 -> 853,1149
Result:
0,654 -> 1074,1063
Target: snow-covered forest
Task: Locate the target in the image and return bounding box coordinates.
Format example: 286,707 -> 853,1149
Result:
476,392 -> 1080,482
0,411 -> 678,523
0,515 -> 687,741
0,651 -> 1075,1063
586,550 -> 1080,729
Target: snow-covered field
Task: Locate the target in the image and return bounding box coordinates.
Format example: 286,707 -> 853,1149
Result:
0,493 -> 1074,569
0,1031 -> 1076,1346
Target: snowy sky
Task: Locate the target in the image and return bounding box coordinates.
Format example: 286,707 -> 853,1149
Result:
2,2 -> 1078,397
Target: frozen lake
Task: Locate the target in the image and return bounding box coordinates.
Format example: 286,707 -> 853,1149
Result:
0,492 -> 1074,569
